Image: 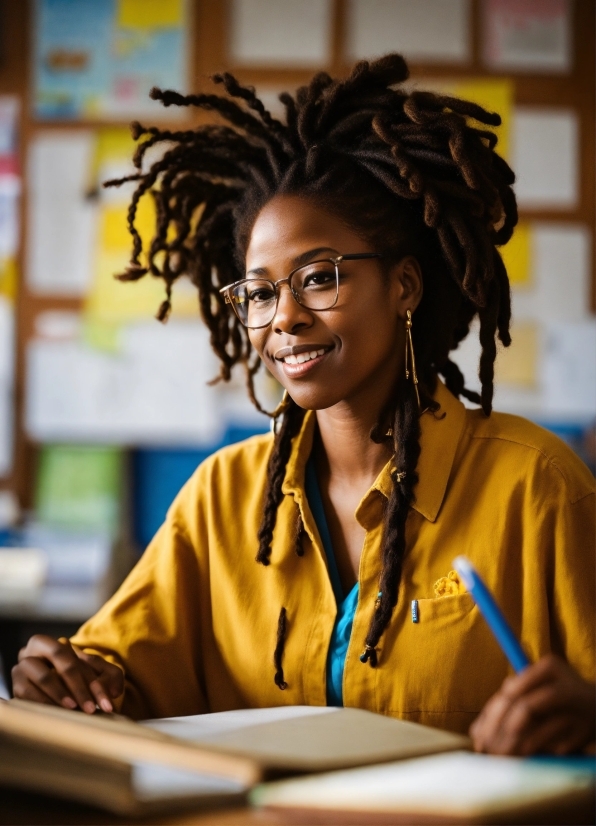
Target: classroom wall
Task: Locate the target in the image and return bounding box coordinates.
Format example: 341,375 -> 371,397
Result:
0,1 -> 593,663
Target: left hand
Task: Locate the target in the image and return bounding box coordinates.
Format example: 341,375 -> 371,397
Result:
470,654 -> 595,756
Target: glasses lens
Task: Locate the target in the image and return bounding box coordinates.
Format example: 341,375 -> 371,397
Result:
293,261 -> 338,310
232,279 -> 277,327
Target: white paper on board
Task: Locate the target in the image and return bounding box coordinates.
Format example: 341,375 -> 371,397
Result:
512,109 -> 578,209
27,131 -> 97,295
0,175 -> 20,259
512,223 -> 591,323
482,0 -> 571,73
0,296 -> 14,477
25,320 -> 223,445
346,0 -> 471,63
542,320 -> 596,419
229,0 -> 333,66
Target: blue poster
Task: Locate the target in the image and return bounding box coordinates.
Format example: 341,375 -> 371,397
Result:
33,0 -> 188,120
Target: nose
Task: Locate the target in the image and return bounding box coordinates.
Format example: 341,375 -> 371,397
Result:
271,283 -> 313,335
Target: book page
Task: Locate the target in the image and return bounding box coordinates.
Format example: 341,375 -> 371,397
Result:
144,706 -> 468,773
132,761 -> 246,801
144,705 -> 336,740
253,750 -> 595,817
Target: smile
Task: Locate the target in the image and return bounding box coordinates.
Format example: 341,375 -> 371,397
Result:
282,348 -> 326,364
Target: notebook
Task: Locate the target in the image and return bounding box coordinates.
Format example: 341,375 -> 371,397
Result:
0,700 -> 468,816
252,750 -> 596,824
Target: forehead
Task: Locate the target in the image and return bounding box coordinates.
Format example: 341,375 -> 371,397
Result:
246,195 -> 366,270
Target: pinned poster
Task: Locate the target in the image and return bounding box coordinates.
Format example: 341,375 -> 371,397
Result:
0,97 -> 19,478
448,78 -> 513,161
512,223 -> 590,323
511,108 -> 578,210
230,0 -> 333,66
85,127 -> 199,326
33,0 -> 189,120
26,320 -> 222,445
0,97 -> 20,301
482,0 -> 571,73
496,321 -> 539,388
542,320 -> 596,419
36,444 -> 123,534
500,222 -> 532,288
0,296 -> 15,477
347,0 -> 471,64
26,131 -> 97,296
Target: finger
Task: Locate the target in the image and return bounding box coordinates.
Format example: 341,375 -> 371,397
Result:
18,634 -> 63,662
500,655 -> 563,702
14,658 -> 78,710
46,648 -> 98,714
550,726 -> 594,756
11,673 -> 58,706
518,715 -> 573,756
495,682 -> 572,753
85,677 -> 114,713
471,691 -> 516,753
74,649 -> 125,699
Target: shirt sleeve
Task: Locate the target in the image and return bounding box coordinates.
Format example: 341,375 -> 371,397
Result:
548,489 -> 595,684
70,480 -> 209,720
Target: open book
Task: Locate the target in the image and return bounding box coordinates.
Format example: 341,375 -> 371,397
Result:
253,751 -> 596,824
0,699 -> 467,816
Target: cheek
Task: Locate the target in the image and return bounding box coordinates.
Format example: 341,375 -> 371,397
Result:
247,328 -> 267,357
336,292 -> 398,354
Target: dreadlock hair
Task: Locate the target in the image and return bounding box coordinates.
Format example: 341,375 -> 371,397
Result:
108,54 -> 517,679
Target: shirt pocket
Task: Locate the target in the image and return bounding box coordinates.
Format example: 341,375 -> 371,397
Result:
378,591 -> 505,719
416,592 -> 475,622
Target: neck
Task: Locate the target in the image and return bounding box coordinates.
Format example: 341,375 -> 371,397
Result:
314,396 -> 394,488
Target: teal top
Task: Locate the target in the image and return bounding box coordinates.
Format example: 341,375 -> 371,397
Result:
305,457 -> 359,706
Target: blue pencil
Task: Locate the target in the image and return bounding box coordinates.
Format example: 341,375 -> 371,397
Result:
453,556 -> 530,674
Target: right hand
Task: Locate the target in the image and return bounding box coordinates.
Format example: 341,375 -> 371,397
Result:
11,635 -> 124,714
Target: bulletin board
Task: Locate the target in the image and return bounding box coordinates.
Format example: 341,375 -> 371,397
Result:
0,0 -> 594,510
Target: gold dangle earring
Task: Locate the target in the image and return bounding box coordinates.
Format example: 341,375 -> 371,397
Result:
270,390 -> 291,433
405,310 -> 421,410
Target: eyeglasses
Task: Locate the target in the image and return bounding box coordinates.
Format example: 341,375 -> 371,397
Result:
219,253 -> 383,329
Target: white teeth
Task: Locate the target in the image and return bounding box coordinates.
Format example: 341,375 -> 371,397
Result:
283,348 -> 328,365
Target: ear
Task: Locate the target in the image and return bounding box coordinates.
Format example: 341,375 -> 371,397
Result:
390,255 -> 423,317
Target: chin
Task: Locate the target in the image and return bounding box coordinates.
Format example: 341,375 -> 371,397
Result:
284,385 -> 346,411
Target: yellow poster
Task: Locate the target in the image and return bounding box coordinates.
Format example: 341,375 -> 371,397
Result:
496,321 -> 539,388
427,78 -> 513,162
117,0 -> 184,29
500,222 -> 532,288
85,127 -> 199,327
0,257 -> 17,301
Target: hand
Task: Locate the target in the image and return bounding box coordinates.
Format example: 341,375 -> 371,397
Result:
470,654 -> 595,756
11,634 -> 124,715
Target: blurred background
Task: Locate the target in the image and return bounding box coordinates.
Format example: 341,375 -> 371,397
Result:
0,0 -> 594,696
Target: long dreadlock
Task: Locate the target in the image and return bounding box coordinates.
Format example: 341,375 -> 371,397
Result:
108,54 -> 517,679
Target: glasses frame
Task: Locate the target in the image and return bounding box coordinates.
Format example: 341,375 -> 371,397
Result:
219,253 -> 383,329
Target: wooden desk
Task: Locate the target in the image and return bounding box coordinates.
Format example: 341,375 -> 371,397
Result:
0,788 -> 276,826
0,786 -> 594,826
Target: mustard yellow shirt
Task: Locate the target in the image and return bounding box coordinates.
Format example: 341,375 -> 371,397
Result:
72,382 -> 595,733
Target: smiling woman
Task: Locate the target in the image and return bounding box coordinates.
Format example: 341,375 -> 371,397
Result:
12,55 -> 595,758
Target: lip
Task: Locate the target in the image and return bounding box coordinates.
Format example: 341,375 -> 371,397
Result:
273,343 -> 332,360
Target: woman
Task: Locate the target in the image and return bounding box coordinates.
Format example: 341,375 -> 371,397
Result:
13,55 -> 594,756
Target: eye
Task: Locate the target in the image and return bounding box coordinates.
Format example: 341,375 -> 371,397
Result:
300,265 -> 336,290
247,285 -> 275,303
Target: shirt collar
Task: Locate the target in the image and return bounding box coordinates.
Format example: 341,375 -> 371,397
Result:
372,380 -> 467,522
282,379 -> 468,524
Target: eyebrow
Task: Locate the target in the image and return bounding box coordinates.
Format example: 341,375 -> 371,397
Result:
246,246 -> 338,277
